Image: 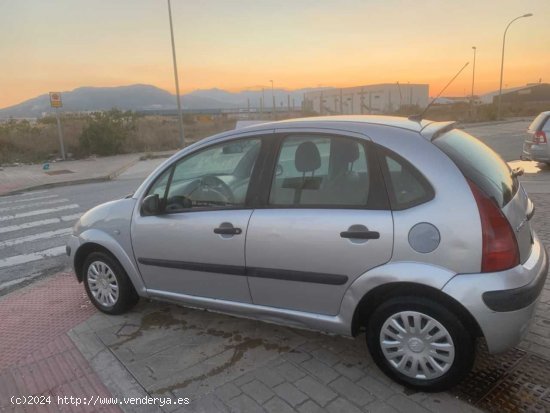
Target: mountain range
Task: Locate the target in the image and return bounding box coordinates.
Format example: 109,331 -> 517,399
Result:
0,84 -> 330,118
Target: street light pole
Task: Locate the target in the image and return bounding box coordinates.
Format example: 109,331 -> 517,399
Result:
497,13 -> 533,120
270,80 -> 275,118
470,46 -> 477,117
167,0 -> 185,147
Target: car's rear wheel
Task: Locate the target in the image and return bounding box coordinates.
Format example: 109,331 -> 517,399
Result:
366,296 -> 474,391
83,252 -> 139,315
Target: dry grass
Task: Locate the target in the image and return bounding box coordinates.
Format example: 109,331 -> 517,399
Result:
0,115 -> 237,164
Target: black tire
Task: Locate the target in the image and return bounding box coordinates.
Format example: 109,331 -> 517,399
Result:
83,251 -> 139,315
366,296 -> 474,391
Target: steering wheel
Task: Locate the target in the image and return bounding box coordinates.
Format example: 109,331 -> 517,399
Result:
188,175 -> 235,204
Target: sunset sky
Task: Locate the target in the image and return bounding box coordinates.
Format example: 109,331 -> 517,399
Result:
1,0 -> 549,108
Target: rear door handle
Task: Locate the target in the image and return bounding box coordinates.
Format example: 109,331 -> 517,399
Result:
214,227 -> 242,235
340,230 -> 380,240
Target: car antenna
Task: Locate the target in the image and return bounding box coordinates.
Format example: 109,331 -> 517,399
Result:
408,61 -> 469,122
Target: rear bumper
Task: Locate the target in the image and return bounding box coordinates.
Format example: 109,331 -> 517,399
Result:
442,232 -> 548,353
523,143 -> 550,162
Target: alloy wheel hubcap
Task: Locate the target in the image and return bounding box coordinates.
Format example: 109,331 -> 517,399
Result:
379,311 -> 455,380
87,261 -> 119,307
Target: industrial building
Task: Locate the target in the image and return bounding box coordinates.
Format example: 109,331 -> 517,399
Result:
304,83 -> 429,115
480,83 -> 550,104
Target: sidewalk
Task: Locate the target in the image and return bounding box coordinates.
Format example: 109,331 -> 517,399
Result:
0,152 -> 175,197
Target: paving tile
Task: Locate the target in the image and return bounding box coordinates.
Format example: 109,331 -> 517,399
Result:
295,376 -> 337,407
309,348 -> 341,367
252,366 -> 285,388
329,376 -> 375,406
273,362 -> 307,382
299,358 -> 340,384
364,400 -> 400,413
241,380 -> 275,405
263,396 -> 297,413
273,382 -> 309,406
226,394 -> 265,413
326,397 -> 364,413
178,394 -> 229,413
387,394 -> 431,413
357,374 -> 396,400
215,382 -> 242,402
297,400 -> 324,413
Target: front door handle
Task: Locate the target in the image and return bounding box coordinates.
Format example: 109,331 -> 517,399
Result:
340,230 -> 380,240
214,227 -> 242,235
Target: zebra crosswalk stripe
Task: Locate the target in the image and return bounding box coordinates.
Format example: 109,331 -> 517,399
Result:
0,246 -> 67,269
0,204 -> 79,222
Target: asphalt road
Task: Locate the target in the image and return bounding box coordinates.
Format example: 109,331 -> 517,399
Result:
463,119 -> 531,161
0,159 -> 165,293
0,119 -> 538,293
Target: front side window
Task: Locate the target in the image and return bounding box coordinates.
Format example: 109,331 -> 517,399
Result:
269,134 -> 375,207
146,138 -> 261,213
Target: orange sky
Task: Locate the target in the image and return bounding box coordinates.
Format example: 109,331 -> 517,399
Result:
1,0 -> 549,108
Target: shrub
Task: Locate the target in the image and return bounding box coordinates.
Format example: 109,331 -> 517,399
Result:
79,109 -> 136,156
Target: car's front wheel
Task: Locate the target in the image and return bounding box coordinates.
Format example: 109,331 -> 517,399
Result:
83,251 -> 139,315
366,296 -> 474,391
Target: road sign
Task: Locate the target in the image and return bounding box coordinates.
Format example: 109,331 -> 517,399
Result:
49,92 -> 63,108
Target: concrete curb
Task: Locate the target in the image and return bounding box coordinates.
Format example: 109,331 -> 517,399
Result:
0,157 -> 140,197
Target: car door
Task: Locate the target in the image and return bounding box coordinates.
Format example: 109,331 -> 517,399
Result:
131,136 -> 263,303
245,131 -> 394,315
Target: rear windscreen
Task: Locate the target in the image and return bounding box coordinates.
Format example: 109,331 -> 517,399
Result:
433,129 -> 518,207
528,113 -> 549,132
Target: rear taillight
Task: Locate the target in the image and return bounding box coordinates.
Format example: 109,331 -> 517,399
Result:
533,131 -> 547,144
468,181 -> 519,272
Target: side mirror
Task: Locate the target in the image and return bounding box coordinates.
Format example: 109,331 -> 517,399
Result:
141,194 -> 161,216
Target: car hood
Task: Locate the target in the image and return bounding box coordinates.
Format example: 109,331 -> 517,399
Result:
74,198 -> 136,236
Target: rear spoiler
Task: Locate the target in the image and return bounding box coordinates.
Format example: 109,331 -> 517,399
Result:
420,121 -> 456,141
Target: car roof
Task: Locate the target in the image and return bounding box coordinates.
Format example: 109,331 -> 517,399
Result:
239,115 -> 434,133
198,115 -> 457,146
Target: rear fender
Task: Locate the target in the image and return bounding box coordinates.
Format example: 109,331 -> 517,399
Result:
339,262 -> 457,334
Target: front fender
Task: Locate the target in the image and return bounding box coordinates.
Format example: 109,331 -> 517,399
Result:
75,228 -> 148,297
338,262 -> 457,334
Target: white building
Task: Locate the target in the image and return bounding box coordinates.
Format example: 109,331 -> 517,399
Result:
304,83 -> 429,115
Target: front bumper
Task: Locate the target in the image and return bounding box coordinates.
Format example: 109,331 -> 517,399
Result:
67,235 -> 81,277
442,232 -> 548,353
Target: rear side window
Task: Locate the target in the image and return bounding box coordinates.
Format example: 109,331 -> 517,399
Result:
378,147 -> 434,210
434,129 -> 518,207
528,113 -> 549,132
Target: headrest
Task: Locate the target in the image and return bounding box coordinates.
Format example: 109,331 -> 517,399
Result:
295,141 -> 321,173
333,140 -> 359,164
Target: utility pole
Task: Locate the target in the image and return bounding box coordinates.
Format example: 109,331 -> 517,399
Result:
167,0 -> 185,147
471,46 -> 477,117
270,80 -> 275,119
261,88 -> 265,114
55,108 -> 66,160
287,95 -> 291,116
49,92 -> 65,160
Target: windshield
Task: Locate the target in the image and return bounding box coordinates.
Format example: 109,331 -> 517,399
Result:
433,129 -> 518,207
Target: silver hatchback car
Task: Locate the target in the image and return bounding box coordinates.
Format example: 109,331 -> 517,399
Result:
68,116 -> 548,391
522,111 -> 550,164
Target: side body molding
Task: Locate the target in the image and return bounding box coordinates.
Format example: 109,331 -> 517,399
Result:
78,229 -> 148,296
